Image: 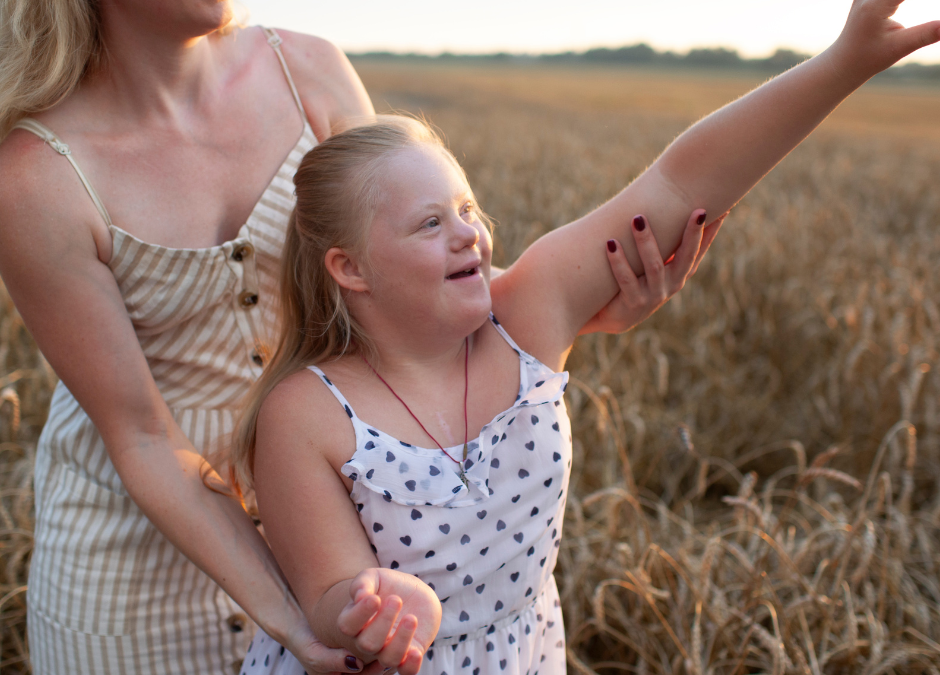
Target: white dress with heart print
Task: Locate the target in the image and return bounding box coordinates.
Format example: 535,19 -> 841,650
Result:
242,316 -> 572,675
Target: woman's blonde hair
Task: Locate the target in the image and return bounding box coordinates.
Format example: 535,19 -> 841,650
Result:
231,115 -> 478,493
0,0 -> 102,138
0,0 -> 244,139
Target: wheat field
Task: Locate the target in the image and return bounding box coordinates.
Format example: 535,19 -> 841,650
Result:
2,62 -> 940,674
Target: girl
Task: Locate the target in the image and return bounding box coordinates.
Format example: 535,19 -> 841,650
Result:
233,1 -> 939,674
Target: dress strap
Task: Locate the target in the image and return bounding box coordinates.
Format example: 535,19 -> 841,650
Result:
262,27 -> 312,128
307,365 -> 360,422
488,314 -> 525,355
11,118 -> 114,228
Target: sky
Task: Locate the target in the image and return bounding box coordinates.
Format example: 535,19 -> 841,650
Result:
238,0 -> 940,64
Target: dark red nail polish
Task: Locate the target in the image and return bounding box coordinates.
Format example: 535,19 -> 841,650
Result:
632,216 -> 646,232
346,655 -> 361,671
607,239 -> 617,253
696,211 -> 707,226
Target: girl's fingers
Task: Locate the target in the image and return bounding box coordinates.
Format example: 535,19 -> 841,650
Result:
376,613 -> 419,670
349,568 -> 381,604
337,592 -> 383,637
396,647 -> 425,675
354,595 -> 403,655
893,20 -> 940,58
630,215 -> 666,293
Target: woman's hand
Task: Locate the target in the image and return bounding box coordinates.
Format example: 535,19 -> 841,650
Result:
279,618 -> 367,675
335,568 -> 443,675
578,209 -> 725,335
832,0 -> 940,80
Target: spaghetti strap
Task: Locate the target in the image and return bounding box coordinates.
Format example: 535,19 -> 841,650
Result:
307,365 -> 360,421
11,118 -> 114,228
262,27 -> 312,128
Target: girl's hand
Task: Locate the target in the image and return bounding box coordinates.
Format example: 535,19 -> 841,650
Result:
336,568 -> 443,675
833,0 -> 940,79
578,209 -> 725,335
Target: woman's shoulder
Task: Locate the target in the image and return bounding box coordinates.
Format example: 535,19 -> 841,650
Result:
263,28 -> 374,132
0,125 -> 110,260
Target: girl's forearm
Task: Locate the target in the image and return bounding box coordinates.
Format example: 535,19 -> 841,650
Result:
664,48 -> 856,230
630,44 -> 863,268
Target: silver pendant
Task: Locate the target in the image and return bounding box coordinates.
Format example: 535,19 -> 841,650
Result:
459,442 -> 470,488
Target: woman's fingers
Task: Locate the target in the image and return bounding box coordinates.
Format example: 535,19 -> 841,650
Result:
605,238 -> 640,299
665,209 -> 706,285
630,215 -> 667,296
687,213 -> 726,278
688,215 -> 726,277
299,642 -> 365,675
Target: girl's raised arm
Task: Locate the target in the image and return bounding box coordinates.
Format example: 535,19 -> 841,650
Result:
493,0 -> 940,369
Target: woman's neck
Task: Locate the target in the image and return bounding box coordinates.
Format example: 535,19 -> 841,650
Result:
85,3 -> 234,124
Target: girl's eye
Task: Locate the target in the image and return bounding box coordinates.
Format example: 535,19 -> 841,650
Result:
462,202 -> 475,215
423,217 -> 441,229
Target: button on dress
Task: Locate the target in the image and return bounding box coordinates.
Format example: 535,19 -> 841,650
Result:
244,317 -> 572,675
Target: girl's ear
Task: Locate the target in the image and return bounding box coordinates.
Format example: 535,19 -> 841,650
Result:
325,247 -> 370,293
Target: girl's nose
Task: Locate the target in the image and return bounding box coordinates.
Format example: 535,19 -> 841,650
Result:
450,215 -> 480,250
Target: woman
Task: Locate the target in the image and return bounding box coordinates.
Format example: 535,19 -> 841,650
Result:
0,1 -> 717,673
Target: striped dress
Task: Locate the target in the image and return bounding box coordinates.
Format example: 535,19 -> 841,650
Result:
14,29 -> 316,675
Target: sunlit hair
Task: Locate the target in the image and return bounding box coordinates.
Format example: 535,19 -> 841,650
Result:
231,115 -> 490,493
0,0 -> 243,139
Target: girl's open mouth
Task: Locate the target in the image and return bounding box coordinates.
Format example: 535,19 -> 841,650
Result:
446,266 -> 479,280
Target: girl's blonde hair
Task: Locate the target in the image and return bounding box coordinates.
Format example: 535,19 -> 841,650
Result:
231,115 -> 471,493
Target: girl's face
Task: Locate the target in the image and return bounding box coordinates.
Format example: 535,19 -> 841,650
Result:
362,144 -> 493,336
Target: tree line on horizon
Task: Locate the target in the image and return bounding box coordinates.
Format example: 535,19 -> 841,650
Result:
350,43 -> 940,81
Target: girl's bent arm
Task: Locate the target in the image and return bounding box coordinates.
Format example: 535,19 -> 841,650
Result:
253,373 -> 442,673
492,0 -> 940,369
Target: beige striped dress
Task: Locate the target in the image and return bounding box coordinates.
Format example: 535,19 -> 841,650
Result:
14,29 -> 316,675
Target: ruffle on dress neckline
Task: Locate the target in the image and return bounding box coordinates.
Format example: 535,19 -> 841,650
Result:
341,368 -> 568,508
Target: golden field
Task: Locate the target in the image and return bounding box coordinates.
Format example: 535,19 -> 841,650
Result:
2,62 -> 940,673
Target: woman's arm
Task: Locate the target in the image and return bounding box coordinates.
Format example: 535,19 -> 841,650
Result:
253,373 -> 442,674
493,0 -> 939,368
0,134 -> 364,675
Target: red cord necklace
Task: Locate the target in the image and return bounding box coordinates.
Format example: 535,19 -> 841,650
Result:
361,338 -> 470,488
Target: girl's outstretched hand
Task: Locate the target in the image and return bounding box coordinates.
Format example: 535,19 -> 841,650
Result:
579,209 -> 724,335
336,568 -> 443,675
834,0 -> 940,77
